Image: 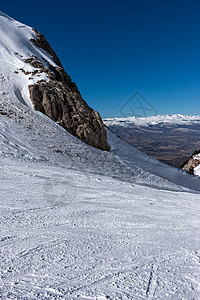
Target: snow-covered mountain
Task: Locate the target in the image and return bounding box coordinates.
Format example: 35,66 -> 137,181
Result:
104,114 -> 200,127
0,11 -> 109,150
1,12 -> 200,300
104,114 -> 200,168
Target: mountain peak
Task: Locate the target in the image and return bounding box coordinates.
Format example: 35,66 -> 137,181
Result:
0,12 -> 110,150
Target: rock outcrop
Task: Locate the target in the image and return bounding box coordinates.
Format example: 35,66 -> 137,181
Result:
27,29 -> 110,151
182,150 -> 200,174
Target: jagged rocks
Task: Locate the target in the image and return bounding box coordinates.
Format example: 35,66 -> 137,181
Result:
182,150 -> 200,174
27,29 -> 110,151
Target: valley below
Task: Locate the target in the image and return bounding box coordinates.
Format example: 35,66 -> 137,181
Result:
104,117 -> 200,168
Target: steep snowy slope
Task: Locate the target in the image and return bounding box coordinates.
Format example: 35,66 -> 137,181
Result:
0,11 -> 109,150
1,89 -> 200,192
0,11 -> 54,107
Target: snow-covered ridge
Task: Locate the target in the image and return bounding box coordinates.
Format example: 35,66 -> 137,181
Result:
0,11 -> 110,151
0,11 -> 13,20
0,11 -> 59,107
104,114 -> 200,127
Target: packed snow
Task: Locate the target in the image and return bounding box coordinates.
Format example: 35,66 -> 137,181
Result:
1,92 -> 200,299
1,85 -> 200,192
1,158 -> 200,299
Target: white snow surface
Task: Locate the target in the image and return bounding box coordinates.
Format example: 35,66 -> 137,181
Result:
1,158 -> 200,299
0,11 -> 58,108
194,153 -> 200,160
194,165 -> 200,177
104,114 -> 200,127
193,154 -> 200,176
0,93 -> 200,299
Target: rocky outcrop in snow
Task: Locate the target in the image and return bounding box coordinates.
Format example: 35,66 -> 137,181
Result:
28,30 -> 109,150
182,150 -> 200,176
0,12 -> 110,151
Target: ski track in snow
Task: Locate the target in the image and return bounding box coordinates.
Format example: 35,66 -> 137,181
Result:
0,89 -> 200,299
1,159 -> 200,299
0,97 -> 200,299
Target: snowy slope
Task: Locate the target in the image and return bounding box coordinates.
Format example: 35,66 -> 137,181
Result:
1,89 -> 200,192
0,11 -> 58,107
1,97 -> 200,298
104,114 -> 200,127
1,158 -> 200,299
1,79 -> 200,300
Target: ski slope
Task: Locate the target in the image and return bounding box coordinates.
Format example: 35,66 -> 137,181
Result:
1,151 -> 200,299
1,70 -> 200,193
0,91 -> 200,298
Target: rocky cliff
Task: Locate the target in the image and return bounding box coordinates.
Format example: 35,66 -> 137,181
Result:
28,30 -> 110,151
182,150 -> 200,175
0,12 -> 110,151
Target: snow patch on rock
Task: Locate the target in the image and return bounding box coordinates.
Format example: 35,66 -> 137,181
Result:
0,11 -> 58,107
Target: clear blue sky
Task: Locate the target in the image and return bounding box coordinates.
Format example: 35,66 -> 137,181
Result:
1,0 -> 200,118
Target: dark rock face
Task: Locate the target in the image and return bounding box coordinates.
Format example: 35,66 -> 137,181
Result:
182,150 -> 200,174
27,29 -> 110,151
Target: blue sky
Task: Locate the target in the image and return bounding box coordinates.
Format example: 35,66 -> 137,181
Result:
1,0 -> 200,118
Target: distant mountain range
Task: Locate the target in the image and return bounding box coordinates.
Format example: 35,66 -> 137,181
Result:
104,114 -> 200,168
